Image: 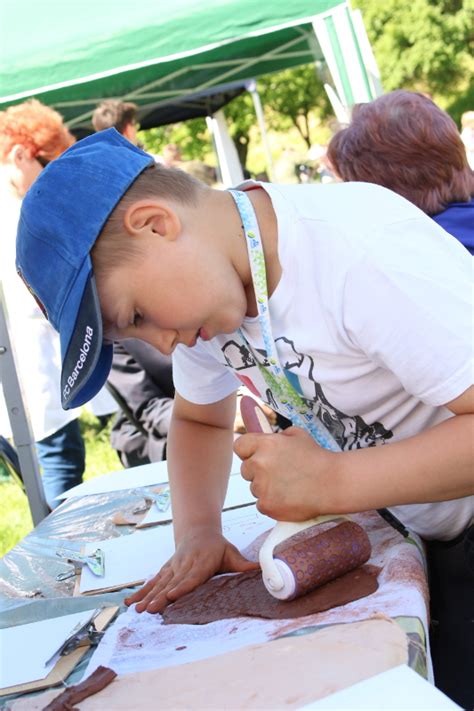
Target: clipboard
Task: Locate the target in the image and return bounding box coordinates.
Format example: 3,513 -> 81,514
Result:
72,526 -> 173,596
0,606 -> 119,698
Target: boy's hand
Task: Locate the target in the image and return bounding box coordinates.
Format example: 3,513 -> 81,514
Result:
124,527 -> 259,614
234,426 -> 337,521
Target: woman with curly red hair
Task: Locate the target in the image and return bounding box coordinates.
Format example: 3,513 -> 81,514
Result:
0,99 -> 74,196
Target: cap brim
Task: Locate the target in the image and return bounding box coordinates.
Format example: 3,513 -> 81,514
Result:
60,258 -> 112,409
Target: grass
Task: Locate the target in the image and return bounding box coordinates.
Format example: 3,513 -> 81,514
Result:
0,411 -> 122,558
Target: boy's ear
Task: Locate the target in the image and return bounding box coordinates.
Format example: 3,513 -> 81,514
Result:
122,122 -> 137,144
123,200 -> 181,242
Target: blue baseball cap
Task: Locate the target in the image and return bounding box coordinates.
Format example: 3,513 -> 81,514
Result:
16,128 -> 155,409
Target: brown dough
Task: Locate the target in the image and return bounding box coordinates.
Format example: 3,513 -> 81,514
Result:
42,666 -> 117,710
162,564 -> 379,625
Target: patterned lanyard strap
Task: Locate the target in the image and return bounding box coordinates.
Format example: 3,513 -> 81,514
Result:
228,189 -> 339,453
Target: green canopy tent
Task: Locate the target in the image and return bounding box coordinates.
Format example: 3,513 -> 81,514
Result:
0,0 -> 381,128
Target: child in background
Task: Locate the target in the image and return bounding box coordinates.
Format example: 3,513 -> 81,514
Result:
16,129 -> 473,706
92,99 -> 139,145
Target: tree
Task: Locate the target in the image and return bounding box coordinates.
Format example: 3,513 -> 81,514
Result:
258,65 -> 332,149
140,117 -> 209,161
353,0 -> 474,120
223,64 -> 332,169
141,64 -> 333,170
223,92 -> 258,169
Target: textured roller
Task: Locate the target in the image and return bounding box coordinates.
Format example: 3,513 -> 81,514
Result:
272,520 -> 371,600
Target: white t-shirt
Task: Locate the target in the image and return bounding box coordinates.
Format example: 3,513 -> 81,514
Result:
173,181 -> 473,541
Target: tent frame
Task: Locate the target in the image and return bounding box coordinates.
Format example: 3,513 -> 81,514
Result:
0,285 -> 49,525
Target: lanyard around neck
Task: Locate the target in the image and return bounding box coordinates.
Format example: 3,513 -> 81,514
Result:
228,189 -> 339,453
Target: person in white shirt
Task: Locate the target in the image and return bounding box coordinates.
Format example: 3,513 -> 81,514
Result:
0,100 -> 98,506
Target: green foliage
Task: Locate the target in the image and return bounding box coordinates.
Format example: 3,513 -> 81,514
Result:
224,92 -> 259,168
139,117 -> 211,161
223,65 -> 331,166
79,410 -> 122,481
257,66 -> 332,148
0,481 -> 32,558
139,64 -> 332,171
446,72 -> 474,124
353,0 -> 474,111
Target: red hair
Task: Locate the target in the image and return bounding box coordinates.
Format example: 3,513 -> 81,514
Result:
327,90 -> 474,215
0,99 -> 74,163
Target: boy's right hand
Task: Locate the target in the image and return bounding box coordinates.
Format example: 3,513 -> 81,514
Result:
124,527 -> 259,614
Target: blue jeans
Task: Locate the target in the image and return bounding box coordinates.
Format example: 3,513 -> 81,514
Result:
36,419 -> 85,509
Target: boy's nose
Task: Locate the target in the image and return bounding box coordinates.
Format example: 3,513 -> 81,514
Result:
155,329 -> 178,355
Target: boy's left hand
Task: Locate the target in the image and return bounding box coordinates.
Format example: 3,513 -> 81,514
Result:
234,426 -> 336,521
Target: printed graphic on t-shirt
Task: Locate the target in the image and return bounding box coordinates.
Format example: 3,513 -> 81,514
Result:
222,336 -> 393,451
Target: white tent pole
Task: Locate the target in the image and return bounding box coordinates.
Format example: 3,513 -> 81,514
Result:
206,110 -> 244,187
311,15 -> 348,108
247,79 -> 274,181
0,284 -> 48,525
324,83 -> 350,125
351,9 -> 383,98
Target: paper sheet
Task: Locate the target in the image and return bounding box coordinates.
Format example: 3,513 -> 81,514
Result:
56,454 -> 243,500
137,473 -> 257,527
79,506 -> 273,594
0,609 -> 98,689
79,526 -> 175,594
304,664 -> 461,710
221,505 -> 273,552
85,606 -> 280,677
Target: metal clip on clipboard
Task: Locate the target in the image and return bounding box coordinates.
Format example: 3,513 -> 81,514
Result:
131,485 -> 171,513
55,547 -> 105,582
45,607 -> 107,667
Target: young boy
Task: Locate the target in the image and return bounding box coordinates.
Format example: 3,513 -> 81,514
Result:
16,130 -> 473,703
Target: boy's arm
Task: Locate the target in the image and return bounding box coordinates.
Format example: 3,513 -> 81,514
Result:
125,391 -> 258,613
334,386 -> 474,511
168,392 -> 236,537
234,385 -> 474,522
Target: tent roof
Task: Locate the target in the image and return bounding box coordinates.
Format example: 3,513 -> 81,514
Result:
0,0 -> 345,126
137,79 -> 251,130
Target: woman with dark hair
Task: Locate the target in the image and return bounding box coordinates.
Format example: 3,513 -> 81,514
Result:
327,90 -> 474,254
328,90 -> 473,708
